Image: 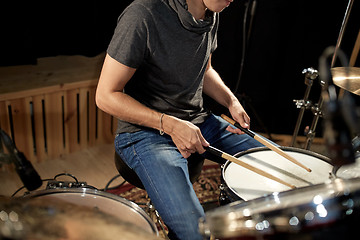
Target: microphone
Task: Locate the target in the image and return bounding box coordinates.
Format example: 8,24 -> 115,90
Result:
0,129 -> 42,191
13,149 -> 43,191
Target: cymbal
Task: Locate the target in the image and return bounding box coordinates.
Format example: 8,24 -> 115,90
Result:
331,67 -> 360,96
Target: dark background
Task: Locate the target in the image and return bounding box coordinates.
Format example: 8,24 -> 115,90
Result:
1,0 -> 359,137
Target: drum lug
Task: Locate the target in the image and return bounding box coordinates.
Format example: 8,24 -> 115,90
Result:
329,171 -> 336,180
219,184 -> 231,206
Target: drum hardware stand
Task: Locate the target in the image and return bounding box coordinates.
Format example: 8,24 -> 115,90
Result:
292,0 -> 356,150
142,200 -> 170,240
146,201 -> 170,240
291,67 -> 324,150
303,82 -> 326,150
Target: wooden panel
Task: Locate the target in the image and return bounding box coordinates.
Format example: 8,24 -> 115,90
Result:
0,101 -> 10,134
88,87 -> 96,146
102,111 -> 114,143
9,98 -> 34,162
44,92 -> 65,159
96,109 -> 106,144
0,101 -> 12,172
64,89 -> 80,153
95,109 -> 115,144
32,95 -> 47,162
0,54 -> 104,96
0,53 -> 111,164
24,97 -> 36,162
0,67 -> 116,164
79,88 -> 88,149
97,108 -> 115,144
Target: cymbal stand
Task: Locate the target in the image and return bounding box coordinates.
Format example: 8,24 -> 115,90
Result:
303,81 -> 326,150
290,67 -> 323,149
292,0 -> 355,150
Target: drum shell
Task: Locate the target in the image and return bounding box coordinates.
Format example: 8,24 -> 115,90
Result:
23,188 -> 158,235
200,178 -> 360,240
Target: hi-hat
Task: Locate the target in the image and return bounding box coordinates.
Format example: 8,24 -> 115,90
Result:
331,67 -> 360,96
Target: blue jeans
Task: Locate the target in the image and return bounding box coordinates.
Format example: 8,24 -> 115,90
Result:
114,114 -> 264,240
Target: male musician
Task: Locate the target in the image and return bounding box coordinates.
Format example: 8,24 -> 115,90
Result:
96,0 -> 263,239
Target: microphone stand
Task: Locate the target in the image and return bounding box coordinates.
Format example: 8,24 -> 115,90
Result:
0,136 -> 13,167
0,129 -> 42,192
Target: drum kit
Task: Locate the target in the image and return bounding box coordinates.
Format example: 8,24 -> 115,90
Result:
200,0 -> 360,239
201,128 -> 360,239
1,2 -> 360,240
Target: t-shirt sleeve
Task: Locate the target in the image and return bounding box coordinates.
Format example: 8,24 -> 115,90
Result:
107,5 -> 149,69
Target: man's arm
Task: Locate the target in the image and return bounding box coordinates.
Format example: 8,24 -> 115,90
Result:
202,55 -> 250,133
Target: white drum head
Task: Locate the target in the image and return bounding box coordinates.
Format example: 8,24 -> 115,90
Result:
223,147 -> 333,200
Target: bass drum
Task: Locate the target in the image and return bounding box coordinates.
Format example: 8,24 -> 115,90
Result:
199,178 -> 360,240
221,147 -> 333,202
9,188 -> 159,240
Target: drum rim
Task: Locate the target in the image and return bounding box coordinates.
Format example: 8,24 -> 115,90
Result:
333,151 -> 360,177
222,146 -> 333,201
232,146 -> 331,162
23,187 -> 158,235
201,177 -> 360,238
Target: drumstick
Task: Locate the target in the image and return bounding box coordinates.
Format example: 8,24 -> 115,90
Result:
206,146 -> 296,189
221,114 -> 312,172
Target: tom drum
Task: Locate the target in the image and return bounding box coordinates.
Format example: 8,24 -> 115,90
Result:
200,177 -> 360,239
14,188 -> 159,239
221,147 -> 333,202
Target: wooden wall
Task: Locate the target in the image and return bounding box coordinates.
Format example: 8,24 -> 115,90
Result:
0,53 -> 116,169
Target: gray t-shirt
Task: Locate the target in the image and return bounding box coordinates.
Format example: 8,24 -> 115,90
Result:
107,0 -> 218,133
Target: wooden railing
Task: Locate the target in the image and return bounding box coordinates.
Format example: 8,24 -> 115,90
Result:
0,54 -> 116,169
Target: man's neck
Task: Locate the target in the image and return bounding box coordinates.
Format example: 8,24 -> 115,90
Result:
186,0 -> 207,20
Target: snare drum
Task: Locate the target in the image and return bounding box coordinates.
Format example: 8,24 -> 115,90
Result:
22,188 -> 158,237
200,178 -> 360,239
221,147 -> 333,202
